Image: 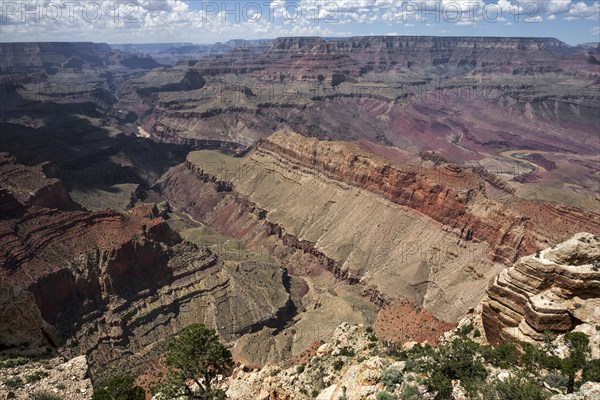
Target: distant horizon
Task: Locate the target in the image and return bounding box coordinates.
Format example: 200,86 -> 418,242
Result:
2,34 -> 599,47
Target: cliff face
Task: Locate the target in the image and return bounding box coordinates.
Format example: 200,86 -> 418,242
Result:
259,131 -> 530,263
0,41 -> 160,73
0,153 -> 79,211
157,131 -> 599,325
256,131 -> 598,263
120,37 -> 598,212
0,156 -> 293,381
482,233 -> 600,349
261,36 -> 568,76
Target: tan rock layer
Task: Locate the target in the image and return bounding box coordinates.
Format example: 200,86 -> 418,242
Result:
259,131 -> 600,262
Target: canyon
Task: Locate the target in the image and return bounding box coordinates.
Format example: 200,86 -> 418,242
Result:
156,131 -> 599,320
0,155 -> 294,382
0,35 -> 599,398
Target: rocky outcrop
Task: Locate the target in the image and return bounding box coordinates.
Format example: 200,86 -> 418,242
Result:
550,382 -> 600,400
226,323 -> 394,400
0,355 -> 93,400
0,282 -> 59,350
482,233 -> 600,347
0,153 -> 78,211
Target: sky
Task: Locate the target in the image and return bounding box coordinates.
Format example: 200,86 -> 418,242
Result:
1,0 -> 599,45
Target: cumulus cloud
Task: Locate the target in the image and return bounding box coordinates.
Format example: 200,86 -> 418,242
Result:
564,1 -> 600,20
1,0 -> 599,43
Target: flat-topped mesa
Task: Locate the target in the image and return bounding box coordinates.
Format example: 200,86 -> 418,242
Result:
257,36 -> 571,78
482,233 -> 600,347
0,42 -> 113,72
270,36 -> 566,51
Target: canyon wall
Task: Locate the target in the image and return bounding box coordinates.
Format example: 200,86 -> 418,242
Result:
157,131 -> 599,324
0,156 -> 293,381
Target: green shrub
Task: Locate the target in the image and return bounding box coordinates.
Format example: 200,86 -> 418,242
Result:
562,332 -> 591,393
27,371 -> 50,383
405,358 -> 420,372
483,342 -> 518,368
383,343 -> 406,360
31,393 -> 62,400
487,375 -> 549,400
402,384 -> 419,400
583,358 -> 600,382
333,359 -> 344,371
339,347 -> 355,357
296,365 -> 305,374
459,323 -> 474,336
426,337 -> 487,398
428,370 -> 452,399
3,376 -> 24,389
380,368 -> 403,389
0,356 -> 29,368
376,391 -> 396,400
93,374 -> 145,400
150,324 -> 232,400
522,342 -> 558,373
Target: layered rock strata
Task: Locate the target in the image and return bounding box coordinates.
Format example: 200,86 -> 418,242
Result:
482,233 -> 600,347
158,131 -> 599,323
0,156 -> 293,381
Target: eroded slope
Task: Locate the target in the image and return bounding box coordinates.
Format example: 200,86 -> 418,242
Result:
0,156 -> 293,381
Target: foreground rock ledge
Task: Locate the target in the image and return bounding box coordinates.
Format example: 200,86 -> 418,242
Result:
482,232 -> 600,352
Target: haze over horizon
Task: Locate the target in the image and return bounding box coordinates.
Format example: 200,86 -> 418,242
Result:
1,0 -> 599,46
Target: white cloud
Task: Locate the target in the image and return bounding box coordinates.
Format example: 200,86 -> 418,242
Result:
524,15 -> 543,23
564,1 -> 600,20
2,0 -> 599,43
592,26 -> 600,35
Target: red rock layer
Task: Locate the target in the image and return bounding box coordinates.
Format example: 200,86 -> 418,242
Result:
374,300 -> 456,345
0,202 -> 175,287
259,132 -> 600,262
0,152 -> 78,211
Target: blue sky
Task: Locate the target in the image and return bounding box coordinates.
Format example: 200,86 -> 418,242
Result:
1,0 -> 599,45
